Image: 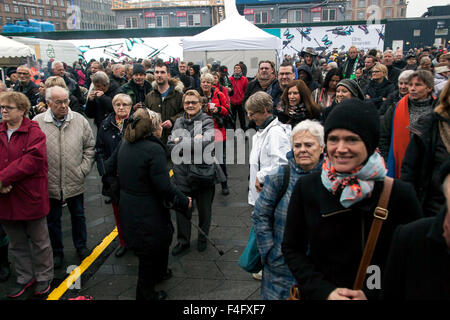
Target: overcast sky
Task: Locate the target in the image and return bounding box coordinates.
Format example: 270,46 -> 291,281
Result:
406,0 -> 449,17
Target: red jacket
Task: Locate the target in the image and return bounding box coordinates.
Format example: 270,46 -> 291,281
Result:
213,84 -> 230,106
230,75 -> 248,106
0,118 -> 49,220
204,88 -> 229,142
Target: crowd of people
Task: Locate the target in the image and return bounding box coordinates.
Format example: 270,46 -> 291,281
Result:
0,43 -> 449,301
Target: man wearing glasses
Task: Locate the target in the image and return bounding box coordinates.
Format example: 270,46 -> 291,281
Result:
13,65 -> 40,108
33,86 -> 95,269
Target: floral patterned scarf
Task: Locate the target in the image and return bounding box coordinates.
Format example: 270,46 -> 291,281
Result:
321,151 -> 387,208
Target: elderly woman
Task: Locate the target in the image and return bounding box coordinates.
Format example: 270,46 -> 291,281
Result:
85,71 -> 120,128
378,70 -> 414,118
321,79 -> 364,124
282,99 -> 422,300
363,63 -> 396,110
401,80 -> 450,217
276,80 -> 321,128
95,93 -> 132,257
31,76 -> 83,118
253,120 -> 324,300
109,108 -> 191,300
197,73 -> 231,195
0,92 -> 53,298
168,90 -> 217,255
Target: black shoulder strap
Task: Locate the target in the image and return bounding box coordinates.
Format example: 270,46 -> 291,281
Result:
275,165 -> 290,207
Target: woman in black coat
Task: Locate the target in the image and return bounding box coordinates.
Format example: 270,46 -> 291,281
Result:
363,63 -> 395,110
401,81 -> 450,217
111,108 -> 191,300
95,93 -> 131,257
282,99 -> 422,300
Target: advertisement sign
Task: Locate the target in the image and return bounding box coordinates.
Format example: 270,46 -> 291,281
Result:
144,12 -> 155,18
244,9 -> 254,15
176,11 -> 187,17
310,7 -> 322,13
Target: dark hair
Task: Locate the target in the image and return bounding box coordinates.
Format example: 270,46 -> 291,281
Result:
323,68 -> 343,91
154,60 -> 169,74
365,55 -> 378,63
281,80 -> 321,118
279,62 -> 294,74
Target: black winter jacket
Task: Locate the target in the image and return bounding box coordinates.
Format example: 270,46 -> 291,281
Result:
85,81 -> 120,128
282,172 -> 422,300
363,78 -> 396,110
400,112 -> 450,217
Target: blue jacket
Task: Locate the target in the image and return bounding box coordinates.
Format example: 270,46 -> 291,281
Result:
252,150 -> 323,300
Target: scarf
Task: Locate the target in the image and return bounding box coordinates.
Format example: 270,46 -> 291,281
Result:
257,73 -> 276,90
439,119 -> 450,153
321,152 -> 387,208
233,73 -> 242,80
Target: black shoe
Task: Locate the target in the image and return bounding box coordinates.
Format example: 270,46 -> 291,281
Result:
151,290 -> 168,300
115,246 -> 127,258
171,243 -> 189,256
34,280 -> 52,296
221,184 -> 230,196
0,262 -> 11,282
161,268 -> 172,281
77,247 -> 90,261
197,241 -> 207,252
7,279 -> 35,299
53,255 -> 64,269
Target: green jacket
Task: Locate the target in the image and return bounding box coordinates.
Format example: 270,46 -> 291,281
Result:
119,79 -> 153,108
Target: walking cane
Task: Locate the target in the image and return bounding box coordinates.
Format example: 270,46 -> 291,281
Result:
189,219 -> 224,256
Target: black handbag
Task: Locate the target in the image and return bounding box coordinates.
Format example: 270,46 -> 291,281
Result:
187,164 -> 215,189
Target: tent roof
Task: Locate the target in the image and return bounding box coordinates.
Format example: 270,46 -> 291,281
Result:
0,35 -> 35,58
182,14 -> 281,51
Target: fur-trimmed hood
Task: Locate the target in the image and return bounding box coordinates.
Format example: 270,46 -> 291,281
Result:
151,78 -> 184,94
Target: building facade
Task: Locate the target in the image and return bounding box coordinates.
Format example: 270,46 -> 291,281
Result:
347,0 -> 407,21
112,0 -> 224,29
0,0 -> 70,30
71,0 -> 117,30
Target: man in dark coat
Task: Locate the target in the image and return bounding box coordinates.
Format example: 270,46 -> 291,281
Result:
382,50 -> 401,89
13,65 -> 40,107
382,160 -> 450,300
109,64 -> 128,88
175,61 -> 195,91
51,61 -> 84,105
300,47 -> 323,85
119,64 -> 152,114
340,46 -> 363,80
297,65 -> 320,93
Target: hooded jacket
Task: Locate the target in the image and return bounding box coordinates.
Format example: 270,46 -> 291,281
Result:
297,65 -> 320,93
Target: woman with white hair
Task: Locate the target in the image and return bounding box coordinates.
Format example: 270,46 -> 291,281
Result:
252,119 -> 325,300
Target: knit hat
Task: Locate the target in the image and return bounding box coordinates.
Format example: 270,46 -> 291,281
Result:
132,63 -> 146,76
336,79 -> 364,100
324,98 -> 380,156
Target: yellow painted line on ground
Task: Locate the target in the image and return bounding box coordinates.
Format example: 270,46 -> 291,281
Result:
46,227 -> 118,300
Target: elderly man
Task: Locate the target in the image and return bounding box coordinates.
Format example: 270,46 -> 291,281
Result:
359,55 -> 377,91
52,61 -> 84,104
393,51 -> 407,69
380,70 -> 436,178
340,46 -> 363,80
404,53 -> 418,71
33,86 -> 95,268
13,65 -> 40,108
145,61 -> 184,144
382,50 -> 402,86
119,64 -> 153,114
110,64 -> 127,88
176,61 -> 195,91
85,71 -> 120,129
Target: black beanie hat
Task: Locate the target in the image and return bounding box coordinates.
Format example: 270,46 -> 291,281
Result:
132,63 -> 146,76
336,79 -> 364,100
324,99 -> 380,156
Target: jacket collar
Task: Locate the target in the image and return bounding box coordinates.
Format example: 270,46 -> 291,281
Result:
43,107 -> 74,123
0,117 -> 32,133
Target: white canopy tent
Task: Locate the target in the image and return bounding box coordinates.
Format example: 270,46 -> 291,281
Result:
182,13 -> 281,77
0,35 -> 36,82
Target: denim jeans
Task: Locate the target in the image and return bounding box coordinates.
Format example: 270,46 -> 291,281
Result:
47,194 -> 87,256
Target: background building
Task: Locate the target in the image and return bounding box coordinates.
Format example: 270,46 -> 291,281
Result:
112,0 -> 225,29
72,0 -> 117,30
346,0 -> 407,21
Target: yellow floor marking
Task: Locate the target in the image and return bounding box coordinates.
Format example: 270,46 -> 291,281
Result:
46,227 -> 118,300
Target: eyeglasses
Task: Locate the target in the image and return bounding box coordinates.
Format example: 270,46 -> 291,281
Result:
247,111 -> 259,117
17,72 -> 29,75
184,101 -> 199,105
0,105 -> 17,111
53,99 -> 70,106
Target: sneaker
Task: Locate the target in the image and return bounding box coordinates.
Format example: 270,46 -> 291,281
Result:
221,183 -> 230,196
171,243 -> 189,256
34,280 -> 52,296
114,246 -> 127,258
0,262 -> 11,282
252,270 -> 262,281
7,279 -> 35,299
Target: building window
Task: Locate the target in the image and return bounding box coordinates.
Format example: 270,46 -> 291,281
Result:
61,0 -> 65,6
31,8 -> 36,15
357,11 -> 365,19
46,0 -> 50,4
322,9 -> 336,21
385,0 -> 392,5
13,5 -> 19,14
47,10 -> 52,17
156,15 -> 169,27
24,7 -> 28,14
385,7 -> 392,17
125,16 -> 138,29
187,14 -> 201,26
4,4 -> 10,12
254,11 -> 269,24
54,11 -> 59,17
400,7 -> 406,17
287,10 -> 302,23
371,0 -> 379,5
53,0 -> 58,5
358,0 -> 366,8
39,8 -> 44,16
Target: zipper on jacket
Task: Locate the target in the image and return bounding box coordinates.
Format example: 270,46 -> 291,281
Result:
321,208 -> 351,218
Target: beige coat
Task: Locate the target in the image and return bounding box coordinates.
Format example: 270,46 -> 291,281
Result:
33,108 -> 95,200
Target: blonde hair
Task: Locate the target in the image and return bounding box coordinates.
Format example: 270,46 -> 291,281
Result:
373,63 -> 388,79
45,76 -> 68,89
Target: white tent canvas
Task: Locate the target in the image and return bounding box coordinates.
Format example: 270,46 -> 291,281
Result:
0,35 -> 35,59
182,14 -> 281,77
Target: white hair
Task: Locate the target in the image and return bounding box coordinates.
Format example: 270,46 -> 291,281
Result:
200,66 -> 210,75
327,62 -> 338,69
45,86 -> 69,101
398,70 -> 414,82
91,71 -> 110,85
290,120 -> 325,147
51,61 -> 64,70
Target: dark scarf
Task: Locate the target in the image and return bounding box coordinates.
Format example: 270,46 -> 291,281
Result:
409,96 -> 434,129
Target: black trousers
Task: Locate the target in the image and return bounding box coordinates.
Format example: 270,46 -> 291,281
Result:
135,245 -> 169,300
231,103 -> 246,130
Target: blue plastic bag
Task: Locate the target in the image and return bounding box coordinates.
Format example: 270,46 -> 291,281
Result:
238,227 -> 262,273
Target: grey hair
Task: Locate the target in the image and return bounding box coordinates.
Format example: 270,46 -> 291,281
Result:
145,109 -> 162,133
91,71 -> 110,86
398,70 -> 414,82
383,50 -> 394,57
51,61 -> 64,69
327,62 -> 338,69
111,64 -> 124,72
45,86 -> 69,101
245,91 -> 273,113
200,73 -> 214,83
290,120 -> 325,147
